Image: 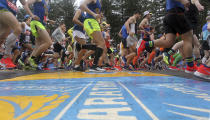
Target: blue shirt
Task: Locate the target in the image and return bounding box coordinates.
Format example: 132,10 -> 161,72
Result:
0,0 -> 18,15
86,0 -> 101,19
33,0 -> 47,24
73,12 -> 85,33
166,0 -> 184,11
121,25 -> 128,39
202,22 -> 210,41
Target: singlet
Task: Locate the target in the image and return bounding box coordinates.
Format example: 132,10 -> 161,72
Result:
202,22 -> 210,41
0,0 -> 18,15
23,22 -> 31,43
33,0 -> 47,24
52,27 -> 65,43
22,22 -> 31,33
121,25 -> 128,39
73,11 -> 85,33
166,0 -> 184,11
85,0 -> 101,19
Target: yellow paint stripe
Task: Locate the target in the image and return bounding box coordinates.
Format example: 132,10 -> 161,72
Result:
0,71 -> 169,82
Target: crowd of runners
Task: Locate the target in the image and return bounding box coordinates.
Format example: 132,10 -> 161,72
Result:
0,0 -> 209,80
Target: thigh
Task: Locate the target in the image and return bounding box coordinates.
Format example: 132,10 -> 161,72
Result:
0,11 -> 19,31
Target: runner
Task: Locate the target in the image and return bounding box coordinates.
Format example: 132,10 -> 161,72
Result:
163,0 -> 204,66
194,16 -> 210,79
72,9 -> 88,71
80,0 -> 106,72
51,22 -> 67,68
120,11 -> 141,69
138,0 -> 197,73
0,0 -> 34,68
26,0 -> 53,68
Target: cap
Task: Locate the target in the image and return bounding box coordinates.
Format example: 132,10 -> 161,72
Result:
143,11 -> 152,17
24,15 -> 30,20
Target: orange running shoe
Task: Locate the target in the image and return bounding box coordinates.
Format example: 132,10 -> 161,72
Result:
185,65 -> 197,74
194,64 -> 210,80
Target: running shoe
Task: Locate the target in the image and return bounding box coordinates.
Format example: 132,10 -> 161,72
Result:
194,64 -> 210,80
169,66 -> 180,71
89,66 -> 106,72
163,52 -> 170,65
28,57 -> 38,68
73,66 -> 84,72
18,59 -> 25,67
0,57 -> 16,68
96,67 -> 106,72
129,64 -> 136,71
185,65 -> 197,74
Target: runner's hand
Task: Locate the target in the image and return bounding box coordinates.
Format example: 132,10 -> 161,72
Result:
195,3 -> 204,11
93,14 -> 101,20
181,0 -> 190,10
32,15 -> 40,21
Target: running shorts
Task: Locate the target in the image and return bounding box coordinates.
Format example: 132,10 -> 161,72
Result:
30,20 -> 46,38
126,35 -> 138,47
164,8 -> 192,35
84,18 -> 101,39
73,30 -> 86,39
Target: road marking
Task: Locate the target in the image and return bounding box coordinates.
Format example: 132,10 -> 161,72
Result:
118,81 -> 159,120
168,110 -> 209,120
55,82 -> 93,120
164,103 -> 210,113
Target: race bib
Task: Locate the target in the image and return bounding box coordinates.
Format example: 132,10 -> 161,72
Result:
7,0 -> 18,13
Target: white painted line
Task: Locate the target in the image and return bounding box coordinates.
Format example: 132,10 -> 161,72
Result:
164,103 -> 210,113
55,82 -> 93,120
168,110 -> 209,120
118,82 -> 159,120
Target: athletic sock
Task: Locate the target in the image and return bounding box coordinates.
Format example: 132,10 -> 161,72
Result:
202,57 -> 207,64
148,51 -> 156,64
93,47 -> 103,66
186,57 -> 194,67
195,58 -> 201,65
168,49 -> 175,55
5,33 -> 17,55
145,41 -> 154,48
172,53 -> 182,66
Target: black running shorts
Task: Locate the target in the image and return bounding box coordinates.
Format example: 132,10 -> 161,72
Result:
164,8 -> 192,35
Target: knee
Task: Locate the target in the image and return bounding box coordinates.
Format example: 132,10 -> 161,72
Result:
47,40 -> 53,47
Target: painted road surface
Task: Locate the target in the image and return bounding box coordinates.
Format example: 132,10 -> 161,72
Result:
0,71 -> 210,120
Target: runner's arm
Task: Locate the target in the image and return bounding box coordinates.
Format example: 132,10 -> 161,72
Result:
191,0 -> 204,11
118,29 -> 122,38
23,0 -> 40,21
73,9 -> 84,27
80,0 -> 100,19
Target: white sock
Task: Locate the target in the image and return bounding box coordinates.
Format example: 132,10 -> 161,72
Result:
202,57 -> 207,64
5,33 -> 17,55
